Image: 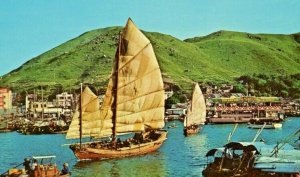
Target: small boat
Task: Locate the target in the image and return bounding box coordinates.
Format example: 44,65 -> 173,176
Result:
66,18 -> 167,161
19,119 -> 69,135
183,83 -> 206,136
0,155 -> 70,177
202,142 -> 260,177
203,129 -> 300,177
248,118 -> 282,129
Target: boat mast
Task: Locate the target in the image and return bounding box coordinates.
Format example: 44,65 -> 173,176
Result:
41,86 -> 44,121
111,32 -> 122,144
79,83 -> 83,148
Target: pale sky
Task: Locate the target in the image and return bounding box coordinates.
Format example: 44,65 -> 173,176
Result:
0,0 -> 299,76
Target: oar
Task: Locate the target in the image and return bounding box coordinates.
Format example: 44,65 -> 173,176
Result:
270,128 -> 300,157
252,122 -> 266,143
227,123 -> 238,143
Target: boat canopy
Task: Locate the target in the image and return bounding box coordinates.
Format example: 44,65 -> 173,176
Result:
205,148 -> 226,157
31,155 -> 56,159
224,142 -> 260,154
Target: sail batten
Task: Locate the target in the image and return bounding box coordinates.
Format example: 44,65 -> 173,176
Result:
66,18 -> 165,139
111,18 -> 165,133
116,67 -> 161,91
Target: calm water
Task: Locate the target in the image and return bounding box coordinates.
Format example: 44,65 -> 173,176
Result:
0,117 -> 299,177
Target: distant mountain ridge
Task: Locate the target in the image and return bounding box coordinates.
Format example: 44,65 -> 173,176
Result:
0,27 -> 299,95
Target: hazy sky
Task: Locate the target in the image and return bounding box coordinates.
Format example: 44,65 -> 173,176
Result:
0,0 -> 299,76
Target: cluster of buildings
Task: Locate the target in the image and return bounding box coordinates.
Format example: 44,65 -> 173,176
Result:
25,92 -> 74,119
0,88 -> 13,114
1,83 -> 299,121
0,87 -> 75,120
165,83 -> 300,122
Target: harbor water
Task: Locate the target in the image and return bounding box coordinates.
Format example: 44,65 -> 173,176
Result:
0,117 -> 299,177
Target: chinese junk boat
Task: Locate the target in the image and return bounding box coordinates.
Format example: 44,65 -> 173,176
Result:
66,18 -> 167,160
183,83 -> 206,136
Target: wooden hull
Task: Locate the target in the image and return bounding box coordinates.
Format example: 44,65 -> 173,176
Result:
1,167 -> 69,177
248,123 -> 282,129
206,117 -> 252,124
184,125 -> 202,136
70,131 -> 167,161
207,117 -> 282,124
0,129 -> 12,133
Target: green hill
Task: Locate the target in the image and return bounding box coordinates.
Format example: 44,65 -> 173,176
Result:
0,27 -> 299,97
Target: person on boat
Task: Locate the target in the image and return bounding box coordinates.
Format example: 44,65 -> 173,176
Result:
117,138 -> 122,148
133,132 -> 143,144
23,158 -> 31,173
61,163 -> 70,175
31,159 -> 38,171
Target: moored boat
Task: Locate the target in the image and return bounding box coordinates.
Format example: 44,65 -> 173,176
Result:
18,119 -> 69,135
248,118 -> 283,129
202,142 -> 260,177
183,83 -> 206,136
66,18 -> 167,161
203,129 -> 300,177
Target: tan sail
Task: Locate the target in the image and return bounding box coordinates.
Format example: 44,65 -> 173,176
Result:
185,83 -> 206,127
66,87 -> 102,139
99,18 -> 165,134
68,18 -> 167,161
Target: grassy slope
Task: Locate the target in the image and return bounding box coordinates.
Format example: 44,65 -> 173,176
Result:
0,28 -> 299,94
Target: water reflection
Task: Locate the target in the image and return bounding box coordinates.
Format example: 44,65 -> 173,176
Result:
73,153 -> 167,177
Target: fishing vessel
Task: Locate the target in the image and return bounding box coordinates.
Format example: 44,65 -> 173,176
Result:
203,141 -> 261,177
18,119 -> 68,135
203,128 -> 300,177
183,83 -> 206,136
66,18 -> 167,160
0,156 -> 69,177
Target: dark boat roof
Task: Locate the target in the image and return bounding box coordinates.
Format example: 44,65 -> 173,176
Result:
223,142 -> 260,154
205,148 -> 226,157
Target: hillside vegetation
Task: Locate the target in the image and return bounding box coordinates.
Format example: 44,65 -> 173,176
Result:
0,27 -> 299,98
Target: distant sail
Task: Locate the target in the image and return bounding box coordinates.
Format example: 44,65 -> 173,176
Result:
185,83 -> 206,127
66,87 -> 102,139
100,19 -> 165,134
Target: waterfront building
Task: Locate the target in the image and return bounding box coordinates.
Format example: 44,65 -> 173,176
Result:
0,88 -> 13,111
55,92 -> 73,109
28,101 -> 62,119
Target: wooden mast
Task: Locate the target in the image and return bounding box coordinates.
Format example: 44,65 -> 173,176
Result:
41,86 -> 44,121
79,83 -> 83,148
111,31 -> 122,145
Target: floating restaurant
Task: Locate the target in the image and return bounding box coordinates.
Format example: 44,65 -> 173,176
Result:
206,96 -> 284,124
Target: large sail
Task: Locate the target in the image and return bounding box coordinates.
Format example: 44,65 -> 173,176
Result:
99,18 -> 165,134
66,87 -> 102,139
185,83 -> 206,127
